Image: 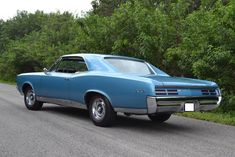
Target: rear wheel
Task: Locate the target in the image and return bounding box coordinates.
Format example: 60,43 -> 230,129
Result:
24,87 -> 43,110
148,113 -> 171,123
89,95 -> 116,127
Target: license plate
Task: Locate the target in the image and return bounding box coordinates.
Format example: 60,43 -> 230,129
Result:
185,103 -> 195,111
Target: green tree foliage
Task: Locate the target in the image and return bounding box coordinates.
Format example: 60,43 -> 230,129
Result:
0,0 -> 234,111
165,1 -> 235,111
91,0 -> 128,16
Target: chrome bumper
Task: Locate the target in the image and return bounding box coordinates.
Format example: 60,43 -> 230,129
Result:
147,96 -> 222,114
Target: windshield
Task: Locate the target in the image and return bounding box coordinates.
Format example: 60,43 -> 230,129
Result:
105,58 -> 153,75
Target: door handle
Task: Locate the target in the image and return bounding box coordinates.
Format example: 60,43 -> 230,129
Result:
64,78 -> 70,81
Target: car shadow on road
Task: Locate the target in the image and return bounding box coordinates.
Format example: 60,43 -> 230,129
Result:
42,105 -> 90,120
114,115 -> 194,133
42,105 -> 194,133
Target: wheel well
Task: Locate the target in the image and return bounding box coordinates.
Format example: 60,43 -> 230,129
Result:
22,83 -> 32,94
84,92 -> 106,108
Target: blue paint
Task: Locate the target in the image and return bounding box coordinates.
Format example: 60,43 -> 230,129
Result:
17,54 -> 220,110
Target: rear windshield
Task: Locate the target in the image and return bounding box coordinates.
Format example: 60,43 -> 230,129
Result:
105,58 -> 153,75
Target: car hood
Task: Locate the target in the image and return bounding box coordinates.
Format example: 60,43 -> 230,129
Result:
145,75 -> 218,88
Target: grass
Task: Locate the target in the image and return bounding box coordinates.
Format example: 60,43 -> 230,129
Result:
177,111 -> 235,126
0,79 -> 16,85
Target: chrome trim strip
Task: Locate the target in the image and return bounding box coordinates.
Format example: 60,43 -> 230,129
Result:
147,96 -> 157,114
36,96 -> 87,110
114,108 -> 147,114
199,100 -> 219,103
156,96 -> 219,99
217,96 -> 222,105
156,96 -> 220,105
156,86 -> 217,89
145,62 -> 157,75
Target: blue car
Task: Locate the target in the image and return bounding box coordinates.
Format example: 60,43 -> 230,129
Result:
17,54 -> 222,126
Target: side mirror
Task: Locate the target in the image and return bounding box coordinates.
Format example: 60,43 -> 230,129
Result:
43,68 -> 48,74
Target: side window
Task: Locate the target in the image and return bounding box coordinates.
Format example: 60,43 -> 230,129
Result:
51,57 -> 88,73
49,58 -> 61,72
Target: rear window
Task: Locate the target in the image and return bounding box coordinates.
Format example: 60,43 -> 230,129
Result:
105,58 -> 153,75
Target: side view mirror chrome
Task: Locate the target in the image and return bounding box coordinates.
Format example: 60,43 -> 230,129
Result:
43,68 -> 48,74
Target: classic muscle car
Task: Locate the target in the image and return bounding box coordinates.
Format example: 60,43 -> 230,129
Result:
16,54 -> 222,126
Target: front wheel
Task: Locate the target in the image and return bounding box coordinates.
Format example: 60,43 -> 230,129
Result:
148,113 -> 171,123
89,95 -> 116,127
24,87 -> 43,110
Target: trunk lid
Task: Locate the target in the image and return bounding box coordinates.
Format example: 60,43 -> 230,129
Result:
145,75 -> 217,88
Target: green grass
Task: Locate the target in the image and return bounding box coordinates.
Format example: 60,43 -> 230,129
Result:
0,79 -> 16,85
177,111 -> 235,126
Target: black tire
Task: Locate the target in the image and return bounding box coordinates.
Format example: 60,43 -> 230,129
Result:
88,94 -> 116,127
148,113 -> 171,123
24,87 -> 43,110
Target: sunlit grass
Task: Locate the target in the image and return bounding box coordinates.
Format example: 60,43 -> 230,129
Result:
177,111 -> 235,126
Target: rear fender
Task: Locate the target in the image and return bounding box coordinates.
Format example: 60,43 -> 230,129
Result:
84,89 -> 112,106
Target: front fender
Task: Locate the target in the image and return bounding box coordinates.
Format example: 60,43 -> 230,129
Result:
16,73 -> 42,95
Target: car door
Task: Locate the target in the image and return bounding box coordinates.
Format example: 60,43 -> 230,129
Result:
68,58 -> 89,103
39,58 -> 76,100
39,72 -> 71,100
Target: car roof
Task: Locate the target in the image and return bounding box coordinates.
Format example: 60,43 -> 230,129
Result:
61,53 -> 152,73
61,53 -> 144,62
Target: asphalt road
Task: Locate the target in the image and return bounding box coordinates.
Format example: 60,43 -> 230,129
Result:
0,83 -> 235,157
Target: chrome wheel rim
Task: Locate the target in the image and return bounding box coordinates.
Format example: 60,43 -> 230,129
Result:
26,90 -> 35,106
92,98 -> 106,121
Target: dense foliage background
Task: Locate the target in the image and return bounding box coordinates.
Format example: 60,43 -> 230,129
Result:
0,0 -> 234,112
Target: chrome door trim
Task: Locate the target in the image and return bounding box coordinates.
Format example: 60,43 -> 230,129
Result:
37,96 -> 87,110
114,108 -> 147,114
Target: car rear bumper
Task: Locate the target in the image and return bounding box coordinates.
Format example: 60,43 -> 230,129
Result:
147,96 -> 222,114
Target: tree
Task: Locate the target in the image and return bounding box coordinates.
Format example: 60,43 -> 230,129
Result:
91,0 -> 127,16
0,0 -> 234,111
